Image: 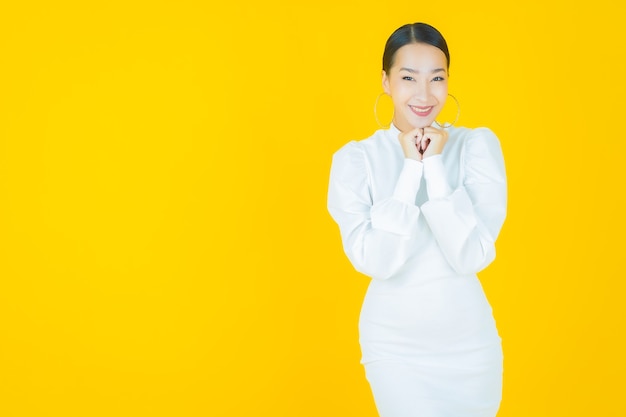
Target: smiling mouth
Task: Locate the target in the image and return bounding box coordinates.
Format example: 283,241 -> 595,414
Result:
410,106 -> 433,117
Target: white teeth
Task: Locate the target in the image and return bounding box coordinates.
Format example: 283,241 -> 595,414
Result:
411,106 -> 431,114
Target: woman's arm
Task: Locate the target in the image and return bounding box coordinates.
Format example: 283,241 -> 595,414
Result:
327,141 -> 425,280
420,128 -> 507,274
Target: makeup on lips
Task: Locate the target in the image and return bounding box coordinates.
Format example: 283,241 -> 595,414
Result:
410,105 -> 434,117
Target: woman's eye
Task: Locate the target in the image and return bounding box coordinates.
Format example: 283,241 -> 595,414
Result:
402,76 -> 414,81
432,76 -> 445,82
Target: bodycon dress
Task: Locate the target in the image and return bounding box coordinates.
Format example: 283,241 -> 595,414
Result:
327,123 -> 507,417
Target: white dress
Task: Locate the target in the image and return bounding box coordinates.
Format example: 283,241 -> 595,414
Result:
327,124 -> 507,417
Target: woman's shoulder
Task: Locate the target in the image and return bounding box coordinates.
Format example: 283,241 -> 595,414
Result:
330,136 -> 374,183
450,126 -> 502,154
450,125 -> 499,141
333,128 -> 391,157
451,126 -> 505,176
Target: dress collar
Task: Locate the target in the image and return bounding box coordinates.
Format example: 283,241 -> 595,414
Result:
388,123 -> 401,138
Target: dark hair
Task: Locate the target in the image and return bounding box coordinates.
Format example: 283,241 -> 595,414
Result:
382,23 -> 450,73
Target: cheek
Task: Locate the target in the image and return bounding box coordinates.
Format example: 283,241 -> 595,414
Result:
391,84 -> 411,103
434,85 -> 449,103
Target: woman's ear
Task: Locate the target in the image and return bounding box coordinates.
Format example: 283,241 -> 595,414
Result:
382,70 -> 391,95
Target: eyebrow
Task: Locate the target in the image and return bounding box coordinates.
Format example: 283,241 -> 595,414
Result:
399,67 -> 446,74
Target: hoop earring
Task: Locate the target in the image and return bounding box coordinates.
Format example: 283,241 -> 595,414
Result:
374,92 -> 394,129
434,94 -> 461,128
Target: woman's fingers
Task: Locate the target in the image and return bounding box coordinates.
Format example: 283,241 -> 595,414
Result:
421,127 -> 449,158
398,127 -> 425,160
398,126 -> 449,160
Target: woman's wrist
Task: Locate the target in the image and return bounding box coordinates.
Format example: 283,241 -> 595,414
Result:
393,158 -> 424,204
422,155 -> 451,200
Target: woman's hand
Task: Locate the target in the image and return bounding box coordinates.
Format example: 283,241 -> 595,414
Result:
420,126 -> 449,159
398,126 -> 449,161
398,127 -> 426,161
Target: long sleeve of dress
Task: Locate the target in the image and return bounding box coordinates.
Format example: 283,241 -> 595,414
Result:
420,128 -> 507,274
327,141 -> 424,281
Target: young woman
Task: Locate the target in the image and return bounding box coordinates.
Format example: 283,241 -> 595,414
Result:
327,23 -> 507,416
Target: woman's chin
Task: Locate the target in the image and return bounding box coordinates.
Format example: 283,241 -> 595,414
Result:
409,115 -> 437,129
394,116 -> 435,131
410,120 -> 434,129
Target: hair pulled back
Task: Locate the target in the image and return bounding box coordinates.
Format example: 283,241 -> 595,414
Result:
382,23 -> 450,73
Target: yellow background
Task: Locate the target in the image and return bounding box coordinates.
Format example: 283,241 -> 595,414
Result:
1,1 -> 624,416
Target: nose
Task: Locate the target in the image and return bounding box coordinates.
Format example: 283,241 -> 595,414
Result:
413,80 -> 430,101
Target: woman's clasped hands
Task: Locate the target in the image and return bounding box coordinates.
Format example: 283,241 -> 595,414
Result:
398,126 -> 449,161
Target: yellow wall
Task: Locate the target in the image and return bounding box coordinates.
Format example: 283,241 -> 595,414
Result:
1,1 -> 624,416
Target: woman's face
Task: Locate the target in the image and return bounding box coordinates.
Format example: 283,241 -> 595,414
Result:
382,42 -> 449,131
